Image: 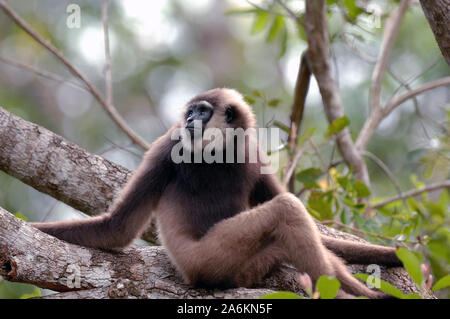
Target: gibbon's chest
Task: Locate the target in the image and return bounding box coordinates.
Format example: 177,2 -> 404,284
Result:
167,162 -> 255,238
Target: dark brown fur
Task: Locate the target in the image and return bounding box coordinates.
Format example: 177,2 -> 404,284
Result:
32,88 -> 402,298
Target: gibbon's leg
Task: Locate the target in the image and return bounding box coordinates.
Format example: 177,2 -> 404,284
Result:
183,193 -> 385,298
321,236 -> 402,267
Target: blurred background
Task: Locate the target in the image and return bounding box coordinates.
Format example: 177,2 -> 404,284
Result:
0,0 -> 448,298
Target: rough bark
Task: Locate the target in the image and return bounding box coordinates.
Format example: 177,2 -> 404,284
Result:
304,0 -> 370,186
0,106 -> 433,298
0,207 -> 432,299
0,106 -> 156,243
419,0 -> 450,66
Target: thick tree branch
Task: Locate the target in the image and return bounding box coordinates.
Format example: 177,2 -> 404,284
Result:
0,106 -> 156,243
0,207 -> 276,298
0,0 -> 150,150
419,0 -> 450,66
0,206 -> 430,298
285,52 -> 311,192
0,107 -> 432,298
304,0 -> 370,186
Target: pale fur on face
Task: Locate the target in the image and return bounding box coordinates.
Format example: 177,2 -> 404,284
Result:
180,88 -> 257,155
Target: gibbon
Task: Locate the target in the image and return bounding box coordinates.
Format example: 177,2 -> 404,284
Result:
32,88 -> 401,298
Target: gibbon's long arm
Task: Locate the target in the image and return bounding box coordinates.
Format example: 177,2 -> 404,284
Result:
32,129 -> 177,249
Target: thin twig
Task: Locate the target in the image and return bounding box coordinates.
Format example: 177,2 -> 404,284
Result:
389,55 -> 441,98
244,0 -> 290,18
0,56 -> 87,91
383,76 -> 450,116
361,150 -> 410,213
274,0 -> 305,27
356,76 -> 450,150
362,151 -> 403,197
341,33 -> 377,64
101,135 -> 143,159
387,65 -> 449,137
102,0 -> 113,108
282,143 -> 307,187
371,180 -> 450,209
369,0 -> 411,115
307,136 -> 327,173
305,0 -> 370,186
0,0 -> 150,150
321,219 -> 413,246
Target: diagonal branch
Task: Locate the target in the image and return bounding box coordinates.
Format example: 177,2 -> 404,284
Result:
275,0 -> 305,27
0,203 -> 428,298
0,56 -> 87,91
0,107 -> 432,298
0,105 -> 159,243
304,0 -> 370,186
356,76 -> 450,150
383,77 -> 450,117
285,52 -> 311,192
369,0 -> 411,115
0,206 -> 278,298
0,0 -> 150,150
371,180 -> 450,209
102,0 -> 113,108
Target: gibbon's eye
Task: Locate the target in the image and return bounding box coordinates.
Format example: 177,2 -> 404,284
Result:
186,110 -> 193,118
225,107 -> 235,123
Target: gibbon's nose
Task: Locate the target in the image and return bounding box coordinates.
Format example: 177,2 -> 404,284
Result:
186,101 -> 213,128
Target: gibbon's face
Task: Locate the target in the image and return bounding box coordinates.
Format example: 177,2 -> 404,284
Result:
180,88 -> 256,152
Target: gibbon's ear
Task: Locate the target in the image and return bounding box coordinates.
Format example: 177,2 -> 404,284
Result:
225,106 -> 236,123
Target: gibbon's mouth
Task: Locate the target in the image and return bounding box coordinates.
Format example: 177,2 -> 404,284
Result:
185,125 -> 202,133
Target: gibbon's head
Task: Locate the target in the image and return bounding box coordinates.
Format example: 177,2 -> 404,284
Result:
180,88 -> 257,152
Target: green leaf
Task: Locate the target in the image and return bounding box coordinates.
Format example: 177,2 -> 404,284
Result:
343,0 -> 364,21
424,201 -> 445,217
296,127 -> 316,147
278,26 -> 288,57
267,98 -> 281,107
396,248 -> 423,288
325,116 -> 350,137
273,120 -> 290,133
432,275 -> 450,292
260,291 -> 303,299
244,96 -> 255,105
296,168 -> 323,187
266,15 -> 285,42
308,191 -> 333,220
296,22 -> 306,41
253,89 -> 261,97
337,176 -> 349,190
354,180 -> 371,198
316,276 -> 341,299
14,212 -> 27,221
251,11 -> 269,35
20,288 -> 41,299
354,274 -> 421,299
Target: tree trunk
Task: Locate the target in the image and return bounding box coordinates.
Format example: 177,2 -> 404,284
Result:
419,0 -> 450,65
